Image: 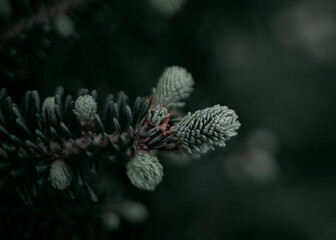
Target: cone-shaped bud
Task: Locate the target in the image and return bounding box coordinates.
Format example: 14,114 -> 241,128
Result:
152,66 -> 194,110
73,95 -> 97,121
173,105 -> 240,157
148,105 -> 168,125
42,97 -> 56,121
126,152 -> 163,191
49,160 -> 72,190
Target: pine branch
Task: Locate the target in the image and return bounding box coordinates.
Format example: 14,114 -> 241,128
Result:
0,66 -> 240,204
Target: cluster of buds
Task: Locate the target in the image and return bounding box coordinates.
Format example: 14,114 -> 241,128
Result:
126,66 -> 240,190
0,66 -> 240,203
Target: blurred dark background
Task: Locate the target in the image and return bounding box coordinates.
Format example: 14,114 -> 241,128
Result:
1,0 -> 336,239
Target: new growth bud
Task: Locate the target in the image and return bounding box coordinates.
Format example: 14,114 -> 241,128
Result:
148,105 -> 168,125
49,160 -> 72,190
73,95 -> 97,121
42,96 -> 56,121
126,152 -> 163,191
173,105 -> 240,157
152,66 -> 194,110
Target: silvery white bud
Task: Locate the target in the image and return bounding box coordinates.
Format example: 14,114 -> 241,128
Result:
127,152 -> 163,191
49,160 -> 72,190
73,95 -> 97,121
173,105 -> 240,157
152,66 -> 194,110
42,96 -> 56,121
148,105 -> 168,125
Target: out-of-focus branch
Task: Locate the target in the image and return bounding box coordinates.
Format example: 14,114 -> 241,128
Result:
1,0 -> 96,44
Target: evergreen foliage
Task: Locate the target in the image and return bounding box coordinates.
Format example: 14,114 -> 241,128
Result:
0,66 -> 240,204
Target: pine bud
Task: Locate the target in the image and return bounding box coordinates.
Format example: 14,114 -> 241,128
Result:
42,97 -> 56,121
73,95 -> 97,121
173,105 -> 240,157
126,152 -> 163,191
148,105 -> 168,125
49,160 -> 72,190
152,66 -> 194,110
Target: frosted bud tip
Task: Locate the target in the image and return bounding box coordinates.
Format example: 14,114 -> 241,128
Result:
126,152 -> 163,191
73,95 -> 97,121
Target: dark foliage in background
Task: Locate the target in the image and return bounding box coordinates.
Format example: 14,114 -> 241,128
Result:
1,0 -> 336,239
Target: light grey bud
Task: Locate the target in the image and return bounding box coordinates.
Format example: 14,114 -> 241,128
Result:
152,66 -> 194,110
42,97 -> 56,121
147,105 -> 168,125
73,95 -> 97,121
127,152 -> 163,191
173,104 -> 240,157
49,160 -> 72,190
